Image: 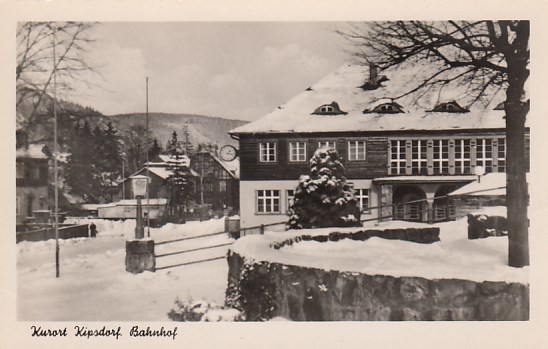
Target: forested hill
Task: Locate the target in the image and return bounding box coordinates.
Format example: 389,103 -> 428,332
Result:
107,113 -> 247,148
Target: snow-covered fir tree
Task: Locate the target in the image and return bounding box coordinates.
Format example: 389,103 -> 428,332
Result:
287,147 -> 361,229
166,131 -> 191,210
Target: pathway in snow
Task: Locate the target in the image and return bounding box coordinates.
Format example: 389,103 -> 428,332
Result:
17,218 -> 232,321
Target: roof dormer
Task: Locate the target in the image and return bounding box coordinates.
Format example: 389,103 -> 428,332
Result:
428,101 -> 469,113
363,102 -> 404,114
312,101 -> 347,115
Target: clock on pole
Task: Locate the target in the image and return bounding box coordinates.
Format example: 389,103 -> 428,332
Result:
219,145 -> 238,161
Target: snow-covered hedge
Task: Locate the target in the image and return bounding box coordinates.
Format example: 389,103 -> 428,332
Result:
168,299 -> 243,322
270,226 -> 440,250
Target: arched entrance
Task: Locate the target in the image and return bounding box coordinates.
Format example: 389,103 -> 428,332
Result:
393,185 -> 427,222
433,185 -> 460,222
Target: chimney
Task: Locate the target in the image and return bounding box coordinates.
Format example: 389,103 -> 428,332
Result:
369,64 -> 378,86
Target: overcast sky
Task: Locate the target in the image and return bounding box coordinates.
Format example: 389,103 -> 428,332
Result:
72,22 -> 353,121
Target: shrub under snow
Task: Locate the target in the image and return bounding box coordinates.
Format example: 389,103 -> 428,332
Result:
167,298 -> 244,322
287,147 -> 361,229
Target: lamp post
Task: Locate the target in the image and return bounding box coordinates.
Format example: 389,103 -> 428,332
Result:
131,175 -> 149,239
474,165 -> 486,183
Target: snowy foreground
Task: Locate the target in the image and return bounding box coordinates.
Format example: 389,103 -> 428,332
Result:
17,218 -> 232,321
17,215 -> 528,321
233,217 -> 529,284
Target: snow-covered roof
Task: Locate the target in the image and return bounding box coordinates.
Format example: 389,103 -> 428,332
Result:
98,198 -> 168,208
80,204 -> 102,211
158,154 -> 190,167
449,172 -> 530,196
373,175 -> 477,184
231,63 -> 511,135
147,167 -> 173,180
211,154 -> 240,179
16,144 -> 48,159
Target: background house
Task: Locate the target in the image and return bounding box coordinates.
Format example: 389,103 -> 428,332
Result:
229,64 -> 530,228
16,131 -> 50,224
190,151 -> 240,216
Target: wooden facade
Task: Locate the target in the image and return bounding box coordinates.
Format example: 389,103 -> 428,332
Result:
234,129 -> 530,227
238,129 -> 530,181
190,152 -> 239,214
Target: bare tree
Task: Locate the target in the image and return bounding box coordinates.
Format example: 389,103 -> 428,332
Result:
16,21 -> 97,139
341,21 -> 529,267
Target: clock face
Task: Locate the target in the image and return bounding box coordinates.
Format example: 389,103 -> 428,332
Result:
220,145 -> 237,161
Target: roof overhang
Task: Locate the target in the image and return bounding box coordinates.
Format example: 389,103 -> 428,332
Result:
373,175 -> 477,185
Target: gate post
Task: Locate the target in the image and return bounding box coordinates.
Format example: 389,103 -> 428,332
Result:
126,239 -> 155,274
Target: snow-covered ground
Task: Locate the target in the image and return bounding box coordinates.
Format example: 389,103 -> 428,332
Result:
232,217 -> 529,284
17,215 -> 528,321
17,218 -> 233,321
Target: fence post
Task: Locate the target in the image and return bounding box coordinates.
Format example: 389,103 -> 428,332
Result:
126,239 -> 156,274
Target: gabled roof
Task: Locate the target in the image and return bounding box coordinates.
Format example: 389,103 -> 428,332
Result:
158,154 -> 190,167
230,63 -> 510,135
211,154 -> 240,179
192,151 -> 240,179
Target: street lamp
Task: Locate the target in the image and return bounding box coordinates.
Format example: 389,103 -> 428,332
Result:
131,175 -> 149,239
474,165 -> 486,183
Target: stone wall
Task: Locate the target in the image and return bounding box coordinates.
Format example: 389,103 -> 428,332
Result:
226,251 -> 529,321
16,224 -> 89,243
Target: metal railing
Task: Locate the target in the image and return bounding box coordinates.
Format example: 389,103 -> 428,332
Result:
152,185 -> 506,270
154,229 -> 234,270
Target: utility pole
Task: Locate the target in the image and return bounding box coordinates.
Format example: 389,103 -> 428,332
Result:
122,160 -> 125,200
52,23 -> 60,278
145,77 -> 150,237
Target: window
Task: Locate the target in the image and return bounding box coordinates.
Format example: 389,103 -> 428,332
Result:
257,190 -> 280,213
320,105 -> 334,113
497,138 -> 506,172
411,140 -> 428,174
355,189 -> 369,212
364,102 -> 404,114
218,170 -> 231,180
476,139 -> 493,173
390,140 -> 406,175
429,101 -> 469,113
259,142 -> 276,163
219,180 -> 227,192
312,101 -> 347,115
16,162 -> 24,178
318,141 -> 336,150
432,140 -> 449,174
454,139 -> 471,174
289,142 -> 307,162
286,190 -> 295,212
348,141 -> 366,161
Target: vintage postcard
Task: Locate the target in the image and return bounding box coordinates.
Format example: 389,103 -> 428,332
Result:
2,1 -> 548,348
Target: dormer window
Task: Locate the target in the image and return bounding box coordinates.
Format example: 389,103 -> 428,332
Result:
363,102 -> 404,114
321,105 -> 334,113
312,101 -> 347,115
428,101 -> 469,113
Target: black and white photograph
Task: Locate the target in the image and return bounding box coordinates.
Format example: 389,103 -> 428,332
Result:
2,1 -> 548,348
